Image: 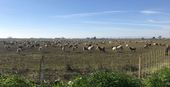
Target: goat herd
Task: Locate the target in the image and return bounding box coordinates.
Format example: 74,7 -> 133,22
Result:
1,40 -> 170,55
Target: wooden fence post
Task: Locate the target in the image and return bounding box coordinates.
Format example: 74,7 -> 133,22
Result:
40,55 -> 44,85
138,54 -> 141,79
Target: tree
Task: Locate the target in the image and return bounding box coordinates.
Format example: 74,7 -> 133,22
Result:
7,36 -> 12,39
86,37 -> 90,39
158,36 -> 162,39
94,36 -> 96,39
141,37 -> 144,40
153,37 -> 155,39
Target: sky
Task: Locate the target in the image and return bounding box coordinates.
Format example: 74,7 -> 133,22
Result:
0,0 -> 170,38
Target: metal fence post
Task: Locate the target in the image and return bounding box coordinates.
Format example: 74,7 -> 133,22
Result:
40,55 -> 44,85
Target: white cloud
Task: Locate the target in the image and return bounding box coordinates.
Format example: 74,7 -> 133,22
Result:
148,20 -> 170,23
54,11 -> 126,18
81,21 -> 170,30
140,11 -> 159,14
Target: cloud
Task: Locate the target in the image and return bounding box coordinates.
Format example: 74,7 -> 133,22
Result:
140,10 -> 170,15
54,11 -> 126,18
140,11 -> 159,14
148,20 -> 170,23
81,21 -> 170,30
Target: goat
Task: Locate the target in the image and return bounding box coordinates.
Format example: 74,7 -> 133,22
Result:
165,46 -> 170,55
17,48 -> 22,53
111,46 -> 117,51
116,45 -> 123,50
27,44 -> 29,48
45,44 -> 48,47
111,45 -> 123,51
69,45 -> 73,48
88,44 -> 92,47
153,43 -> 158,46
144,44 -> 148,48
96,46 -> 105,52
4,45 -> 10,49
30,45 -> 34,48
126,44 -> 129,48
83,47 -> 88,51
72,46 -> 78,51
62,46 -> 65,52
38,46 -> 43,51
129,47 -> 136,52
88,46 -> 94,51
18,44 -> 24,49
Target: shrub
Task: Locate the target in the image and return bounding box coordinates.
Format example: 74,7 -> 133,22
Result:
0,74 -> 33,87
67,71 -> 142,87
143,68 -> 170,87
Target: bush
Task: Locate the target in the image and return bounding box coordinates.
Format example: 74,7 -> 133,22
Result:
67,71 -> 142,87
0,74 -> 33,87
143,68 -> 170,87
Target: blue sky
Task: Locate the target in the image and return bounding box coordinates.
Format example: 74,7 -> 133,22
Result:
1,0 -> 170,38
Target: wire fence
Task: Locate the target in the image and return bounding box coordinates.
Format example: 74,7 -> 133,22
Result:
0,49 -> 170,84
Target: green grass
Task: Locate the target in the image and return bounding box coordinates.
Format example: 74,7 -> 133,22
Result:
0,39 -> 169,83
1,67 -> 170,87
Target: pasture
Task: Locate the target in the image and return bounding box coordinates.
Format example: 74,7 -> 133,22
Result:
0,39 -> 169,83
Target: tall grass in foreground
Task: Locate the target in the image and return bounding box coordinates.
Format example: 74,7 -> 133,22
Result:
143,68 -> 170,87
2,68 -> 170,87
66,70 -> 142,87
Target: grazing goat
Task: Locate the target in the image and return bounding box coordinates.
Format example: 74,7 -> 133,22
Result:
96,46 -> 105,52
111,45 -> 123,51
4,45 -> 10,49
69,45 -> 73,48
165,46 -> 170,55
72,46 -> 78,51
35,44 -> 40,47
30,45 -> 34,48
83,47 -> 88,51
38,46 -> 43,51
111,46 -> 117,51
62,46 -> 65,52
148,43 -> 151,46
84,43 -> 88,45
116,45 -> 123,50
88,46 -> 94,51
18,44 -> 24,49
73,44 -> 78,48
129,47 -> 136,52
45,44 -> 48,47
144,44 -> 148,48
17,48 -> 22,53
88,44 -> 92,47
126,44 -> 129,48
153,43 -> 158,46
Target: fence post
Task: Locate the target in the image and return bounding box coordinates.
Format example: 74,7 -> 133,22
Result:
40,55 -> 44,85
138,54 -> 141,79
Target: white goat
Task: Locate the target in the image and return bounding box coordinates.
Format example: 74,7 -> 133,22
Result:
62,46 -> 65,52
17,48 -> 22,53
126,44 -> 129,48
38,46 -> 43,51
88,46 -> 94,51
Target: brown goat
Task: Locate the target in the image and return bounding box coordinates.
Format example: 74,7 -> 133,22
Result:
96,46 -> 105,52
129,47 -> 136,52
144,45 -> 148,48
